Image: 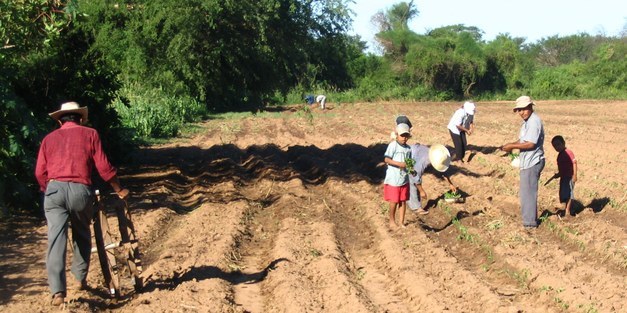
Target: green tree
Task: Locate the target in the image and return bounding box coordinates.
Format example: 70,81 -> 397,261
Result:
373,1 -> 420,59
481,34 -> 534,92
405,27 -> 487,97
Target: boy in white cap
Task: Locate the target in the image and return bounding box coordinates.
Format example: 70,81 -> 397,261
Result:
407,144 -> 458,214
500,96 -> 545,229
383,123 -> 412,229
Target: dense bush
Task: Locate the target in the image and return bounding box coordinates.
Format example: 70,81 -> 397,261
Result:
112,84 -> 207,139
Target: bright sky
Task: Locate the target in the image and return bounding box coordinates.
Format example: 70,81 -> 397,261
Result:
349,0 -> 626,52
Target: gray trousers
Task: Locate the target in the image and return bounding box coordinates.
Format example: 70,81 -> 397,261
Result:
519,159 -> 545,227
44,181 -> 94,295
408,183 -> 422,210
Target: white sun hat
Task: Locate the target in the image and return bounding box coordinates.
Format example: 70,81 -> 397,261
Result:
429,144 -> 451,172
49,101 -> 88,123
463,101 -> 475,115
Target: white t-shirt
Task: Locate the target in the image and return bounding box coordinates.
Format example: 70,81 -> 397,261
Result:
447,108 -> 465,135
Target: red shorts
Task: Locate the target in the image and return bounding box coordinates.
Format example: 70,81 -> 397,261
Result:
383,184 -> 409,203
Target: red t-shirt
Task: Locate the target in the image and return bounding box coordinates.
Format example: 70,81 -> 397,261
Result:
35,122 -> 117,192
556,148 -> 576,177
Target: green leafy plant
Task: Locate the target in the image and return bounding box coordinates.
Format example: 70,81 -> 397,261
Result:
405,157 -> 416,175
508,152 -> 520,161
444,190 -> 461,199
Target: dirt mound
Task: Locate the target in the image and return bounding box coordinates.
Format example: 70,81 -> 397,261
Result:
1,100 -> 626,312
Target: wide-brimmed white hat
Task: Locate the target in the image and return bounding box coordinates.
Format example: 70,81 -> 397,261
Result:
49,102 -> 88,122
429,144 -> 451,172
514,96 -> 534,111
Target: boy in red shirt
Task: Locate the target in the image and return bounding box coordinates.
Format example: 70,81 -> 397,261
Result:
549,135 -> 577,217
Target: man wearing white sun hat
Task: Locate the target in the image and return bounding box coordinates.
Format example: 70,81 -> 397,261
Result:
500,95 -> 545,229
407,143 -> 458,214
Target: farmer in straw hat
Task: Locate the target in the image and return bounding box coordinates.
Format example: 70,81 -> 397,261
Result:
500,96 -> 545,229
407,143 -> 458,214
35,101 -> 130,306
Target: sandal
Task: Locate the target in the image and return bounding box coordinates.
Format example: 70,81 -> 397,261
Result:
416,209 -> 429,215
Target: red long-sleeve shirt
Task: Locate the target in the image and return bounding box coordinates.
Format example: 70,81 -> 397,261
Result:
35,122 -> 117,192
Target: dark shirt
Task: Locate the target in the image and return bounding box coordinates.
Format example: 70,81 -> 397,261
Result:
35,122 -> 117,191
556,148 -> 576,177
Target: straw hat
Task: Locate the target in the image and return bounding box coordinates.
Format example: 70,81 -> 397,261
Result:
429,144 -> 451,172
49,102 -> 88,122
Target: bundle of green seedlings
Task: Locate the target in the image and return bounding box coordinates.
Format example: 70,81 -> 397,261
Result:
444,190 -> 461,199
405,158 -> 417,176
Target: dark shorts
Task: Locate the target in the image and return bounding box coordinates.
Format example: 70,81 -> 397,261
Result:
559,177 -> 574,203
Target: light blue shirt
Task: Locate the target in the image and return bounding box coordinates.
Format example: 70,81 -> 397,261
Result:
384,140 -> 411,186
519,112 -> 545,169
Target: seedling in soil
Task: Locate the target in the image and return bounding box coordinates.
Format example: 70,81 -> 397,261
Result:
444,190 -> 461,199
507,152 -> 520,161
444,190 -> 463,203
309,248 -> 323,257
485,219 -> 504,231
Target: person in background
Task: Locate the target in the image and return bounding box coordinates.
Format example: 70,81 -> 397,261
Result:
304,94 -> 326,110
461,101 -> 476,161
407,143 -> 458,214
383,123 -> 412,229
390,114 -> 413,139
500,96 -> 545,230
447,101 -> 474,163
35,101 -> 129,306
549,135 -> 578,217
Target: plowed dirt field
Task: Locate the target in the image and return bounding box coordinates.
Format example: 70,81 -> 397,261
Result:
1,100 -> 626,312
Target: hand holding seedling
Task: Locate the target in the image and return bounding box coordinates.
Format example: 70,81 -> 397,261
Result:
444,190 -> 461,200
405,158 -> 417,176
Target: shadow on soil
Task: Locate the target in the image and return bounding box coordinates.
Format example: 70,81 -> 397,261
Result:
142,258 -> 289,292
0,219 -> 47,305
540,197 -> 610,220
121,143 -> 493,214
417,209 -> 484,232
